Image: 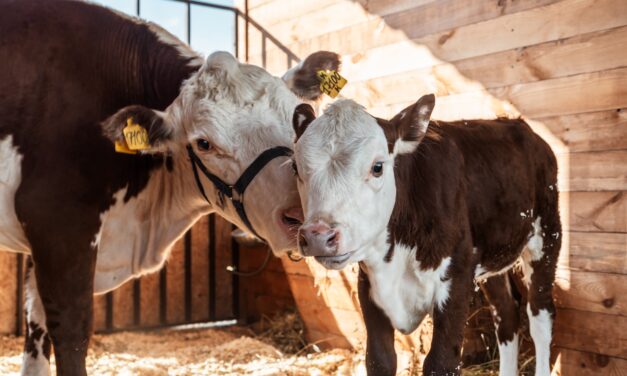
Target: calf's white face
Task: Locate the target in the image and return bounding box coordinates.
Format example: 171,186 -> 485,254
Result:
292,95 -> 435,268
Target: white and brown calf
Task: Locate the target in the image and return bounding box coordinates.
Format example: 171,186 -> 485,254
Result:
290,96 -> 561,375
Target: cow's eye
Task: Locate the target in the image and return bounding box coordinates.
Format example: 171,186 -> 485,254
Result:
196,139 -> 212,151
371,161 -> 384,177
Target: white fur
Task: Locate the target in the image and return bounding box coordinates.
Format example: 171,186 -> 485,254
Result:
521,217 -> 544,287
498,333 -> 519,376
364,242 -> 451,334
21,267 -> 50,376
527,305 -> 553,376
0,136 -> 30,254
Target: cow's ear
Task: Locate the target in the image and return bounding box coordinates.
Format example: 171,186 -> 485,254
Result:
282,51 -> 341,102
292,103 -> 316,142
101,105 -> 175,153
386,94 -> 435,155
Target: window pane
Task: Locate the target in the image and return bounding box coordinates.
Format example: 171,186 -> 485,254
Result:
141,0 -> 188,43
191,5 -> 235,56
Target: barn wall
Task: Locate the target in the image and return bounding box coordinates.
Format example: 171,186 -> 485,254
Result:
237,0 -> 627,372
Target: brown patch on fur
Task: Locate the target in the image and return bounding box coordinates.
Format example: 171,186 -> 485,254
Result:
292,103 -> 317,142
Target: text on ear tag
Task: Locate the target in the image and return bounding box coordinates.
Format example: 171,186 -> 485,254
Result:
123,118 -> 151,150
317,70 -> 347,98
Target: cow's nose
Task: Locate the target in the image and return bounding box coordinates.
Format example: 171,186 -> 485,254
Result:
299,221 -> 340,256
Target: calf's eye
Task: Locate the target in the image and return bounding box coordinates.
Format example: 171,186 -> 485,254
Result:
196,139 -> 212,151
371,161 -> 384,177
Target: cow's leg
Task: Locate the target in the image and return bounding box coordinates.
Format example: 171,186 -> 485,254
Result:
28,228 -> 96,376
423,238 -> 474,376
521,213 -> 561,376
21,257 -> 52,376
480,273 -> 520,376
358,266 -> 396,376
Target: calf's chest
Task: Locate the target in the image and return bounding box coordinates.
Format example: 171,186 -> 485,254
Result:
364,243 -> 452,334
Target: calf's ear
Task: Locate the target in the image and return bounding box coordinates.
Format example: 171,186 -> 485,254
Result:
292,103 -> 316,142
387,94 -> 435,155
101,105 -> 175,153
282,51 -> 341,102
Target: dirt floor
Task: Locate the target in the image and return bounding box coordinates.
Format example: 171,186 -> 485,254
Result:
0,311 -> 520,375
0,325 -> 367,375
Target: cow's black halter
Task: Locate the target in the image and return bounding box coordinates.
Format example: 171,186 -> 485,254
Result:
186,144 -> 293,242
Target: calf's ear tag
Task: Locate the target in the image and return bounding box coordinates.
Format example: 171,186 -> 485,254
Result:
317,69 -> 347,98
122,117 -> 151,151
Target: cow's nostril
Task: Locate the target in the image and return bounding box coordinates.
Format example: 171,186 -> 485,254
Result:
326,231 -> 339,247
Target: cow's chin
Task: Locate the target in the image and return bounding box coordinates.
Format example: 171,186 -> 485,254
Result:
313,250 -> 357,270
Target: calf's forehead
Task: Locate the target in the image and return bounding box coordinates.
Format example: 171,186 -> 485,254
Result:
296,100 -> 388,173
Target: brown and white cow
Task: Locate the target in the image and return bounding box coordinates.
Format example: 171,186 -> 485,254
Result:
0,1 -> 339,375
291,96 -> 561,375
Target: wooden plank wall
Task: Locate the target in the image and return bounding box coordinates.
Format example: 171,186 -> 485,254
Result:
238,0 -> 627,372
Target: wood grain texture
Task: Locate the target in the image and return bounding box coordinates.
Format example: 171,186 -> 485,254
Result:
538,109 -> 627,153
554,308 -> 627,358
112,279 -> 134,329
214,217 -> 234,320
0,253 -> 17,334
92,293 -> 107,332
553,347 -> 627,376
555,269 -> 627,316
563,191 -> 626,233
560,232 -> 627,274
166,237 -> 186,325
139,271 -> 160,327
191,216 -> 210,322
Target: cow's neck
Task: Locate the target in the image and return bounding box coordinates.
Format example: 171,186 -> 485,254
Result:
93,151 -> 211,293
99,21 -> 201,110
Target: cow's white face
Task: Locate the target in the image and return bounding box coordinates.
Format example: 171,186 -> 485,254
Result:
102,52 -> 340,255
292,96 -> 435,269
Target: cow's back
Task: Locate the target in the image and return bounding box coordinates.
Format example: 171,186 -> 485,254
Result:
435,119 -> 558,270
0,0 -> 199,254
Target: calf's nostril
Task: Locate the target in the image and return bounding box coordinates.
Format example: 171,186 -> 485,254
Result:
298,232 -> 308,248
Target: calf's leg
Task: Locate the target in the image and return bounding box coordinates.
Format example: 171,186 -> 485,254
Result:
358,266 -> 396,376
21,257 -> 52,376
480,273 -> 520,376
521,216 -> 560,376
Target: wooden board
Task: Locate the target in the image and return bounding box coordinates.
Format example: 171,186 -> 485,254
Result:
553,347 -> 627,376
554,309 -> 627,358
560,232 -> 627,274
191,215 -> 210,322
555,269 -> 627,316
248,0 -> 627,75
166,237 -> 186,325
112,279 -> 134,329
0,253 -> 17,334
92,293 -> 107,332
565,150 -> 627,192
562,191 -> 627,233
139,270 -> 160,327
538,108 -> 627,153
214,216 -> 234,320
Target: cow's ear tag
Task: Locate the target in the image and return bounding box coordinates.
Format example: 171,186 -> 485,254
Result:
317,69 -> 347,98
114,140 -> 137,154
122,117 -> 151,151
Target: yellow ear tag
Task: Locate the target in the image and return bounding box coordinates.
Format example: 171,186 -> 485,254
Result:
114,140 -> 137,154
122,118 -> 151,151
317,69 -> 347,98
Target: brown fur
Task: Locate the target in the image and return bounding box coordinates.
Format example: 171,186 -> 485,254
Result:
362,109 -> 561,375
0,1 -> 201,374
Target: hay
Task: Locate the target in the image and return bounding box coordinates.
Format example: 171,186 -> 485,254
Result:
0,310 -> 535,375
